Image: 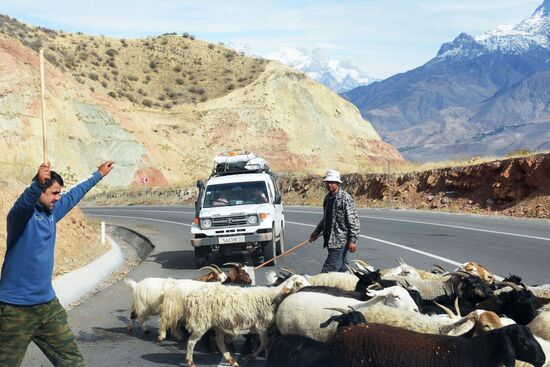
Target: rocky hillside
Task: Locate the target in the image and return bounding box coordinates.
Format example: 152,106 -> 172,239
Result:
280,153 -> 550,219
0,25 -> 403,189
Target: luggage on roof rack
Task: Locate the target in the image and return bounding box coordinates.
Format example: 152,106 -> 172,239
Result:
212,151 -> 270,176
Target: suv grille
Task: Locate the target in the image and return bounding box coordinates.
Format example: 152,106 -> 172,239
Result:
212,215 -> 249,228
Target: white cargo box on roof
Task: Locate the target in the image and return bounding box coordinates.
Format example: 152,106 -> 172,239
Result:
213,151 -> 270,175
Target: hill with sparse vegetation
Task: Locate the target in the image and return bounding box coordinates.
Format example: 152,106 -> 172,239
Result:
0,14 -> 266,108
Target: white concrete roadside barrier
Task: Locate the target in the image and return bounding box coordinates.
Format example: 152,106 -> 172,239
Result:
53,236 -> 124,307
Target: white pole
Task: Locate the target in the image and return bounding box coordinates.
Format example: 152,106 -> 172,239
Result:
101,221 -> 106,245
39,49 -> 48,163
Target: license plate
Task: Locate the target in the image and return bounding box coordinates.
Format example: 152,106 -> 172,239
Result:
218,235 -> 245,245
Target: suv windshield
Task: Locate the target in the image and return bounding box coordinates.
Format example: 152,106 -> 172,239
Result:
203,181 -> 269,208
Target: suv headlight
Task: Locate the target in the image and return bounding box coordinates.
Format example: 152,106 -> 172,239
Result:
247,215 -> 258,225
201,218 -> 212,229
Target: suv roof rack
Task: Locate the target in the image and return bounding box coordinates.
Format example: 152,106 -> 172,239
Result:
211,151 -> 271,177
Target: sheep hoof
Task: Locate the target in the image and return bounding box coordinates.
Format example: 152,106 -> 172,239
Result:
228,357 -> 239,366
185,359 -> 196,367
157,336 -> 165,343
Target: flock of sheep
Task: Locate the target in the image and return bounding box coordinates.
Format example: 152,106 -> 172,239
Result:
124,260 -> 549,367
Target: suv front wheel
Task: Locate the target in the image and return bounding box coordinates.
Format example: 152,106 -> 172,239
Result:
194,247 -> 209,268
262,224 -> 281,266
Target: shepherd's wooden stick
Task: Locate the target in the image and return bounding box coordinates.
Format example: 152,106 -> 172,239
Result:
254,240 -> 310,270
39,48 -> 48,163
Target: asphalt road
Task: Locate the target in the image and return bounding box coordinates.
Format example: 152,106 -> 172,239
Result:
22,205 -> 550,366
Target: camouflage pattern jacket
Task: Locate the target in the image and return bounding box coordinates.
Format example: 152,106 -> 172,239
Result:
314,188 -> 360,249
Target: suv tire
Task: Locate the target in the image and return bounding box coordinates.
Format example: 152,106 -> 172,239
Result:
276,225 -> 285,256
194,247 -> 209,268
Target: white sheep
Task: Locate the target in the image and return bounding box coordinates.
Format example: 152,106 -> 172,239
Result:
157,279 -> 219,342
358,304 -> 504,336
125,266 -> 226,334
125,277 -> 177,334
183,274 -> 310,367
380,258 -> 422,281
276,286 -> 419,343
529,310 -> 550,341
306,272 -> 359,291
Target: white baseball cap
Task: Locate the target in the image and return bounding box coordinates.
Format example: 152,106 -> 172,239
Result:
323,170 -> 342,183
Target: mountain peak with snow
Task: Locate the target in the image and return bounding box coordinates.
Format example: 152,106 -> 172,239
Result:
433,0 -> 550,61
475,0 -> 550,53
265,47 -> 377,93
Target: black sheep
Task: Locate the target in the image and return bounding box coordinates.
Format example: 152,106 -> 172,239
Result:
326,323 -> 545,367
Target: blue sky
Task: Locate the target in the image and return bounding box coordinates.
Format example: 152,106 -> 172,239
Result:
0,0 -> 542,78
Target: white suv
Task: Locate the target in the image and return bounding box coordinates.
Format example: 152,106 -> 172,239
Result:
191,155 -> 285,267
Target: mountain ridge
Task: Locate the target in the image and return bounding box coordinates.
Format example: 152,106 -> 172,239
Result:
344,0 -> 550,161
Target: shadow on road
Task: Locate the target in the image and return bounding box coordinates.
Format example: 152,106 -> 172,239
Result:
150,250 -> 262,270
149,250 -> 196,269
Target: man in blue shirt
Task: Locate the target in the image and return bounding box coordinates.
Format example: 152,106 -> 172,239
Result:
0,160 -> 114,366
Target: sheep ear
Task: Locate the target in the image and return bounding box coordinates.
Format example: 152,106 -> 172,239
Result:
446,319 -> 475,336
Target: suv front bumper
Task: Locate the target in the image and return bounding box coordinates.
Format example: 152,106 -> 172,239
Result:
191,232 -> 273,247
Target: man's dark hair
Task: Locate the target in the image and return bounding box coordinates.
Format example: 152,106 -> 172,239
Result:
32,171 -> 64,191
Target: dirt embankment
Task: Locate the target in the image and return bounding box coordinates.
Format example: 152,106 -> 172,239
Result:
279,153 -> 550,219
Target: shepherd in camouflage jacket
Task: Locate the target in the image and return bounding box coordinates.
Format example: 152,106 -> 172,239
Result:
310,170 -> 360,273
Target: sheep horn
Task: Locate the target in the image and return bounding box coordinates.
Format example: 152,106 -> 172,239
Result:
367,282 -> 382,290
348,306 -> 357,312
223,262 -> 242,268
345,264 -> 354,274
454,296 -> 461,318
198,266 -> 219,273
432,264 -> 447,274
281,267 -> 297,274
433,301 -> 455,318
325,307 -> 347,314
211,264 -> 223,273
352,259 -> 372,272
445,271 -> 471,278
520,281 -> 530,291
499,281 -> 522,292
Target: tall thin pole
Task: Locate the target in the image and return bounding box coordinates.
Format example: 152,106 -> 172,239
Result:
39,49 -> 48,163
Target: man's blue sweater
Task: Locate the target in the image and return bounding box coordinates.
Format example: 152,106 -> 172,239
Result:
0,171 -> 103,305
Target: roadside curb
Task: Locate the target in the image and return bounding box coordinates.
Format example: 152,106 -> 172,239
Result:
53,235 -> 123,307
53,225 -> 154,308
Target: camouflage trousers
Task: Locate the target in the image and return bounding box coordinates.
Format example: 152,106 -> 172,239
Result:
0,297 -> 84,367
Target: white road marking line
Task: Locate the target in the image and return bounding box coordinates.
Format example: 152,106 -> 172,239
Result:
359,215 -> 550,242
286,220 -> 461,267
286,210 -> 549,242
86,214 -> 192,227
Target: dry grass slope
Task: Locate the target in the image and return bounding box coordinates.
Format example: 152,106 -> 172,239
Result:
0,14 -> 266,108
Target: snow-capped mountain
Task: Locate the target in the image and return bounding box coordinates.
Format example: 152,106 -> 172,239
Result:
266,47 -> 378,93
344,0 -> 550,161
225,44 -> 377,93
476,0 -> 550,53
436,0 -> 550,61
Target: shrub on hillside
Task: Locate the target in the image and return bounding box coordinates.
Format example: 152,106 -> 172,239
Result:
105,48 -> 117,57
142,99 -> 153,107
88,72 -> 99,81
